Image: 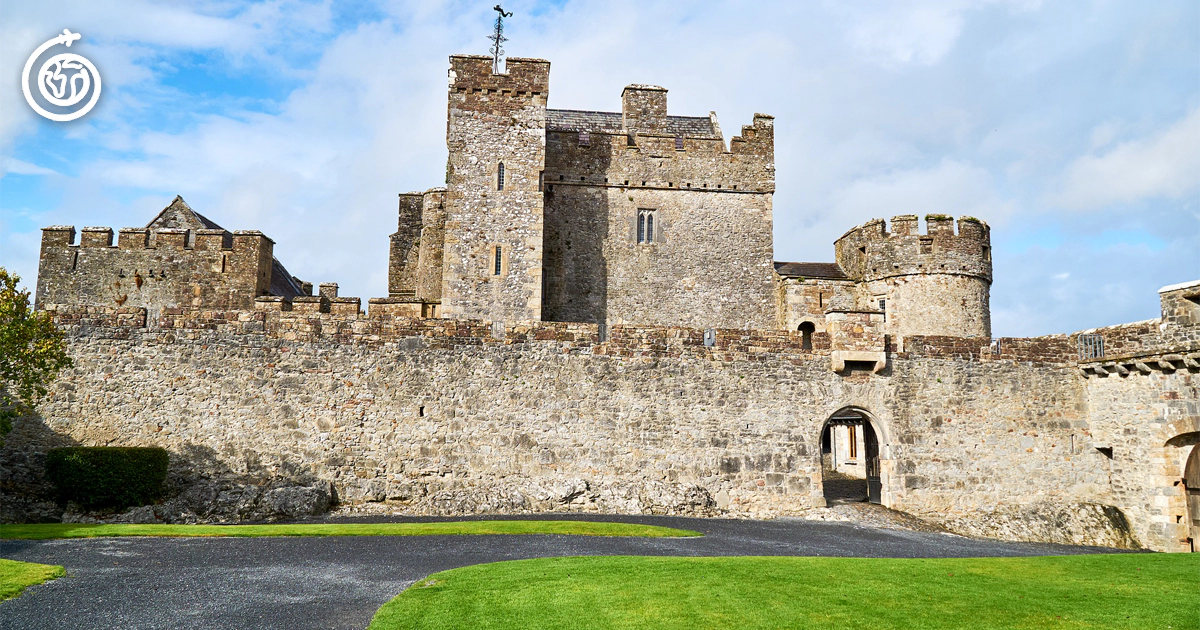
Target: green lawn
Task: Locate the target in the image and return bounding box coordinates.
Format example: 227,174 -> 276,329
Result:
0,520 -> 700,540
0,559 -> 65,600
369,554 -> 1200,630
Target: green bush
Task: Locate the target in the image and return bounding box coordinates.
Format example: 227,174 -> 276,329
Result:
44,447 -> 168,510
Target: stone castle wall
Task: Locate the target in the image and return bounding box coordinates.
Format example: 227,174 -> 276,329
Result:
7,304 -> 1195,550
441,55 -> 549,322
542,109 -> 776,329
36,226 -> 274,312
543,186 -> 775,329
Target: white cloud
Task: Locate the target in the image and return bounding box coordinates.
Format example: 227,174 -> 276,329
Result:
829,159 -> 1014,228
3,157 -> 58,176
1054,108 -> 1200,211
828,0 -> 1041,66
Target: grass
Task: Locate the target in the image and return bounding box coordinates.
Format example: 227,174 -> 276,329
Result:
0,520 -> 700,540
0,559 -> 66,600
368,554 -> 1200,630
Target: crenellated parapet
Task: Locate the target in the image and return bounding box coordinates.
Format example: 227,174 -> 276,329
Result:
729,114 -> 774,158
834,215 -> 992,284
35,196 -> 308,313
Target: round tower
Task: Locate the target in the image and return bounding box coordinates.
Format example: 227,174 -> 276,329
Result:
833,214 -> 992,339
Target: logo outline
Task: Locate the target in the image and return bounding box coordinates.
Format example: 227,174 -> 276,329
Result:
23,29 -> 102,122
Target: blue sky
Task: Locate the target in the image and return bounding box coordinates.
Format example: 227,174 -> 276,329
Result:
1,0 -> 1197,336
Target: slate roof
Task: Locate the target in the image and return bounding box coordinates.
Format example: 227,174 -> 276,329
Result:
546,109 -> 718,138
270,258 -> 308,299
774,262 -> 850,280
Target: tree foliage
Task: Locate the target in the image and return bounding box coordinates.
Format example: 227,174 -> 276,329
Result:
0,268 -> 72,442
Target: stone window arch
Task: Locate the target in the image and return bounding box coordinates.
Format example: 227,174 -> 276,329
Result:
637,209 -> 657,244
798,321 -> 816,351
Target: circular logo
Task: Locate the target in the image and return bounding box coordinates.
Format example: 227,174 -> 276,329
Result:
23,29 -> 102,122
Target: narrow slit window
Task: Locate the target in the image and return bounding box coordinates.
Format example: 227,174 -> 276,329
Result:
497,163 -> 505,191
646,213 -> 654,243
798,321 -> 815,351
494,245 -> 503,276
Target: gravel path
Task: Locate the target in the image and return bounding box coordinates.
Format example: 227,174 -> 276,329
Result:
0,513 -> 1135,630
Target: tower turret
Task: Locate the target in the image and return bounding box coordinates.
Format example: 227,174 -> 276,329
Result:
440,54 -> 550,322
834,215 -> 992,339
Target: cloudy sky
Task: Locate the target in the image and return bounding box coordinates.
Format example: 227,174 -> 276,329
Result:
1,0 -> 1196,336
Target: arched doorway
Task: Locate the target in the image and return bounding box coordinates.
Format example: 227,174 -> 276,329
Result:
819,408 -> 883,505
1186,445 -> 1199,552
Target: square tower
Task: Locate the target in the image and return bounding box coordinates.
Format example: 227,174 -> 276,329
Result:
441,55 -> 550,322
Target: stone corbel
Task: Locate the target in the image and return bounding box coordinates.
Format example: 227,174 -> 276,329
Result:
831,350 -> 886,374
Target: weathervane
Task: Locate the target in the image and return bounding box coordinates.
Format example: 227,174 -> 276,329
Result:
488,5 -> 513,74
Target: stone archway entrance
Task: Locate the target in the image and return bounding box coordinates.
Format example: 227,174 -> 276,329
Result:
1186,445 -> 1200,552
819,408 -> 883,505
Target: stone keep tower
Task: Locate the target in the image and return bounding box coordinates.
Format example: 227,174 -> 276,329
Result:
440,54 -> 550,322
833,215 -> 992,339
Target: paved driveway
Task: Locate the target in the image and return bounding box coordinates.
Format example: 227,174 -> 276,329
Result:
0,514 -> 1132,630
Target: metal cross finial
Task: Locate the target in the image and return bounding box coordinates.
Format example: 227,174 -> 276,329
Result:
489,5 -> 513,74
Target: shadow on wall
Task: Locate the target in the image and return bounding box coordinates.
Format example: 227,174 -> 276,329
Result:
0,412 -> 82,523
541,133 -> 611,325
0,413 -> 332,524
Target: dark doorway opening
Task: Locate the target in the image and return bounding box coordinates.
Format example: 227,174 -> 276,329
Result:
820,409 -> 881,505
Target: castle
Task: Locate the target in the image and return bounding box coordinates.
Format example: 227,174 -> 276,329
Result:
16,54 -> 1200,553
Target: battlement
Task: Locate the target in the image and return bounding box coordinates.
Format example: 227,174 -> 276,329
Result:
448,54 -> 549,95
35,200 -> 293,313
41,224 -> 270,254
833,215 -> 992,283
729,114 -> 774,157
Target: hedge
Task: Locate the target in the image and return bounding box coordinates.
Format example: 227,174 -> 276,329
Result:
44,447 -> 169,510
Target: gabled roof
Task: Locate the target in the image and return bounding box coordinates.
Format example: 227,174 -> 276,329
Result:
546,109 -> 719,138
774,262 -> 849,280
145,195 -> 224,231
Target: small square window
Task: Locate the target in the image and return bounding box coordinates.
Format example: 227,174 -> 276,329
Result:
674,136 -> 684,150
578,131 -> 590,147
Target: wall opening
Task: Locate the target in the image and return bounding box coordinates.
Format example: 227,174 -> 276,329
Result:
798,321 -> 815,350
819,408 -> 884,506
497,162 -> 505,191
1186,444 -> 1199,552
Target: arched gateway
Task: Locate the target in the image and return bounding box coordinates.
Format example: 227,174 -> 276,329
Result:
1186,445 -> 1200,552
819,407 -> 888,506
